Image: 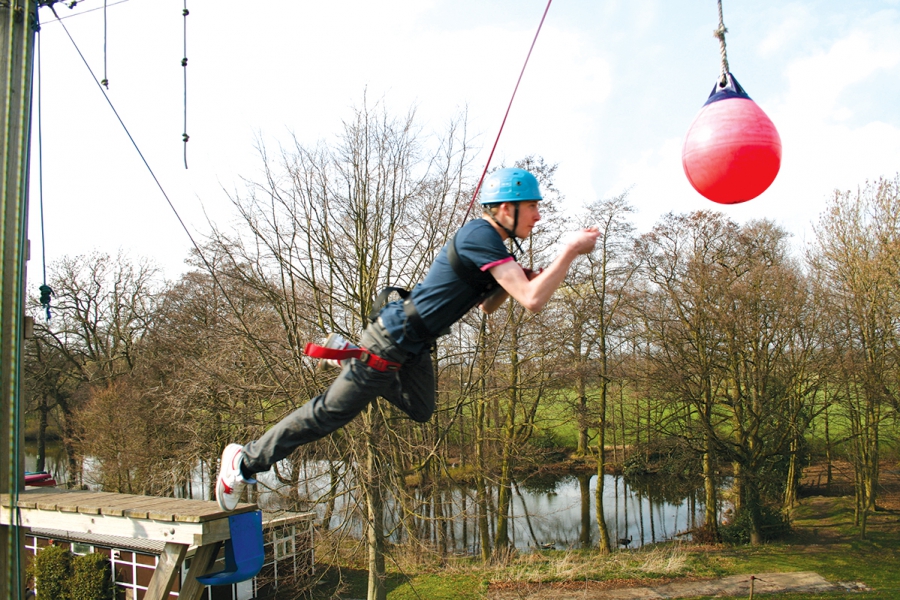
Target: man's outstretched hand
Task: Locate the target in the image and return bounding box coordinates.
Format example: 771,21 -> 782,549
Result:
566,228 -> 600,255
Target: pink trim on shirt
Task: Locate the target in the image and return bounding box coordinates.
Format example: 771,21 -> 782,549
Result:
481,256 -> 515,271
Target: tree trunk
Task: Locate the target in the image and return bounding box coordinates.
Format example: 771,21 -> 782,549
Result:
575,325 -> 588,455
364,404 -> 386,600
495,314 -> 520,558
783,434 -> 800,510
595,380 -> 611,554
745,479 -> 763,546
702,447 -> 719,541
474,321 -> 492,562
494,445 -> 513,556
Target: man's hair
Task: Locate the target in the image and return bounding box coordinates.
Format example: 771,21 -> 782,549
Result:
482,204 -> 501,218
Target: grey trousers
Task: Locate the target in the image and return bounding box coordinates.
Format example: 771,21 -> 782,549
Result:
241,318 -> 435,474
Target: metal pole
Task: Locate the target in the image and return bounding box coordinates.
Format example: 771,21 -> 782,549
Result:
2,1 -> 37,598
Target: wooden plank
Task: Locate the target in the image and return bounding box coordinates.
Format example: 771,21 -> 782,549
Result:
3,490 -> 88,510
1,507 -> 231,546
144,542 -> 188,600
178,542 -> 223,600
51,492 -> 125,514
84,493 -> 159,516
123,497 -> 203,520
19,491 -> 140,514
1,488 -> 70,509
1,491 -> 258,546
3,490 -> 258,521
164,501 -> 258,523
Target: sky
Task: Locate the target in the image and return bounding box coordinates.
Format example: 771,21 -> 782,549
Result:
27,0 -> 900,280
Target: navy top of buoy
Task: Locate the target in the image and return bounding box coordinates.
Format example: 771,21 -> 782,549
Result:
704,72 -> 752,106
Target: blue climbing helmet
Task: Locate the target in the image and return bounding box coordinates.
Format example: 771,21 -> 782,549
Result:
480,168 -> 543,205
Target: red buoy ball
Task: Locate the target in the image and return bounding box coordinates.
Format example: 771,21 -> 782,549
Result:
682,75 -> 781,205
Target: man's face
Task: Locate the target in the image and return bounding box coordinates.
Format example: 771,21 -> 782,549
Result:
507,200 -> 541,238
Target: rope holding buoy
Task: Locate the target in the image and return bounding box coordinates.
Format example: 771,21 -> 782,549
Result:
714,0 -> 729,85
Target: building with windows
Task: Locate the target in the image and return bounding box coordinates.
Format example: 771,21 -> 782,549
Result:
24,511 -> 314,599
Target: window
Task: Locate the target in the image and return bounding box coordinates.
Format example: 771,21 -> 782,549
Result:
71,542 -> 93,555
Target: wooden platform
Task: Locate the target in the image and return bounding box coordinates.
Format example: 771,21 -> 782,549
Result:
1,489 -> 259,600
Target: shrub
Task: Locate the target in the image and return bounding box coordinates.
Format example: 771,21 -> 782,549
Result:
33,544 -> 72,600
71,553 -> 114,600
529,428 -> 561,449
720,503 -> 791,545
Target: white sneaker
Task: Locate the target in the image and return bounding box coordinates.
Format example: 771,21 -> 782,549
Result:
321,332 -> 358,368
215,444 -> 256,511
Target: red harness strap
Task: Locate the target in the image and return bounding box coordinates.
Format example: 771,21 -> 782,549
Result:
304,343 -> 402,372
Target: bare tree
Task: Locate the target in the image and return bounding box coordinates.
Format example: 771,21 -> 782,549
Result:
636,211 -> 735,541
579,193 -> 638,553
808,176 -> 900,539
25,252 -> 162,486
209,95 -> 474,598
637,212 -> 819,544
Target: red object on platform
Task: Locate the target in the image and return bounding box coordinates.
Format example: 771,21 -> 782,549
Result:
25,472 -> 57,487
682,74 -> 781,205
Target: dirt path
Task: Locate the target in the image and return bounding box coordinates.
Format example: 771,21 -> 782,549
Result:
487,571 -> 858,599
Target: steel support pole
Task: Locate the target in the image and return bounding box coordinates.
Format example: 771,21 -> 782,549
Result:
1,1 -> 37,598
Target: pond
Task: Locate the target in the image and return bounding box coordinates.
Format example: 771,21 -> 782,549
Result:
26,442 -> 707,551
261,467 -> 705,552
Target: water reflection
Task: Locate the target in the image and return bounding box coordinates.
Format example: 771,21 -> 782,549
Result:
254,466 -> 704,552
26,442 -> 703,551
24,440 -> 68,484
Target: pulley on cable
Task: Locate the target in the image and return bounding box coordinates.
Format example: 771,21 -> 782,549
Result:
681,0 -> 781,205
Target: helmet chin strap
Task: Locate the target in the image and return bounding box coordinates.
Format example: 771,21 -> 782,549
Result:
488,203 -> 526,257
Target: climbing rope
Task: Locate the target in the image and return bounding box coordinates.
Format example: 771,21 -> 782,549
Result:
36,28 -> 52,320
100,0 -> 108,88
462,0 -> 553,222
181,1 -> 189,168
714,0 -> 730,84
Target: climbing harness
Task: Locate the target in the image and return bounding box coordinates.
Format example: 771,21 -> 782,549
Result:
366,286 -> 435,342
446,230 -> 498,298
304,342 -> 402,372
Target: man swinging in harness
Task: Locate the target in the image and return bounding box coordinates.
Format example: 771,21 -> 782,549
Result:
215,167 -> 600,511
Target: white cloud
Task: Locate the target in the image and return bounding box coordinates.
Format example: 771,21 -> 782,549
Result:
781,29 -> 900,123
757,4 -> 814,57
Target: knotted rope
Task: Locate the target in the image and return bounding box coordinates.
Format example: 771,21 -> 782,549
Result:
714,0 -> 730,84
